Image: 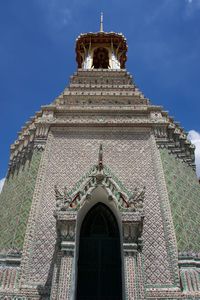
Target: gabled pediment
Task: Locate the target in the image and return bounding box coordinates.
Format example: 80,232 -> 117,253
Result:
54,145 -> 145,214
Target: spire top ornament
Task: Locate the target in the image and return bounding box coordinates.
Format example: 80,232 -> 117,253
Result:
100,12 -> 104,32
76,13 -> 128,69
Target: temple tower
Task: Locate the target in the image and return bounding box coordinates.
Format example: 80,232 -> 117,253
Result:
0,18 -> 200,300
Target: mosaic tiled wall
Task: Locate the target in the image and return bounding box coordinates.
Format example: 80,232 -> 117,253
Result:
0,150 -> 42,251
160,148 -> 200,253
22,128 -> 176,288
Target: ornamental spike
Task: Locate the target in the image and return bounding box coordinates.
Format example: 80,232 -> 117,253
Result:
100,12 -> 104,32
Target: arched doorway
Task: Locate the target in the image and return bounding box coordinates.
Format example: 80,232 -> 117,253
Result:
76,203 -> 122,300
92,47 -> 109,69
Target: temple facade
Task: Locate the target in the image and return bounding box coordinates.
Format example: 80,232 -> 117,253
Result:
0,20 -> 200,300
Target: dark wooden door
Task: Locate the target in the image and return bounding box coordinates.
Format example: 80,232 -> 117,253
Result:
76,203 -> 122,300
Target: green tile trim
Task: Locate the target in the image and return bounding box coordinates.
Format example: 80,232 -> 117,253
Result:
0,149 -> 42,251
160,148 -> 200,253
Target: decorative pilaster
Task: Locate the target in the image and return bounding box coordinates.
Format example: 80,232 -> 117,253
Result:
52,211 -> 76,300
57,254 -> 73,300
122,212 -> 145,300
124,254 -> 138,300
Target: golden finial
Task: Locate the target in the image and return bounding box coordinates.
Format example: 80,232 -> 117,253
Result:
100,12 -> 103,32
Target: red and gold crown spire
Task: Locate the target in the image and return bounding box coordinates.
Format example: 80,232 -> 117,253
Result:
75,13 -> 127,69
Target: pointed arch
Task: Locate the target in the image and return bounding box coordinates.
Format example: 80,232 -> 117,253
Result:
76,203 -> 122,300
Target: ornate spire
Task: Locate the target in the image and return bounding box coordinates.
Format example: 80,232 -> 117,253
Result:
100,12 -> 103,32
76,13 -> 128,69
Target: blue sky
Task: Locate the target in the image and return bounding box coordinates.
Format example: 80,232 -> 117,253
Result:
0,0 -> 200,185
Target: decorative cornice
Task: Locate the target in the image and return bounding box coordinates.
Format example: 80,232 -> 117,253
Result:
154,123 -> 195,169
7,69 -> 196,176
0,250 -> 21,267
8,119 -> 50,176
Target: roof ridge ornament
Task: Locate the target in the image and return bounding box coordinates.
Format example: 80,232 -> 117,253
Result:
100,12 -> 103,32
98,144 -> 103,170
95,144 -> 105,184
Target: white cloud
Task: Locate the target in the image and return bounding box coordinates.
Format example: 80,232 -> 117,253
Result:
186,0 -> 200,4
185,0 -> 200,5
37,0 -> 72,31
185,0 -> 200,16
188,130 -> 200,177
0,178 -> 5,193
